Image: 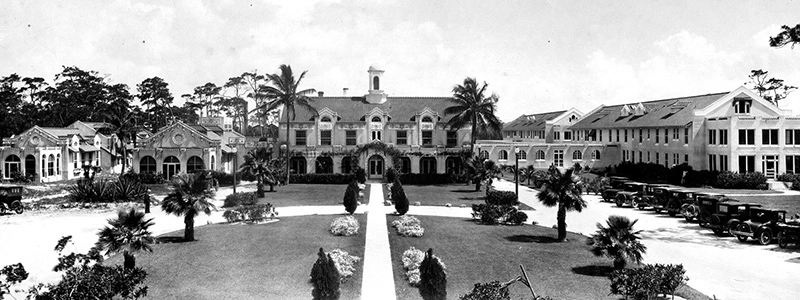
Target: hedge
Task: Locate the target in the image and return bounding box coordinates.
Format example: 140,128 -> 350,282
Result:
607,162 -> 767,189
485,191 -> 518,206
399,173 -> 469,185
290,173 -> 357,184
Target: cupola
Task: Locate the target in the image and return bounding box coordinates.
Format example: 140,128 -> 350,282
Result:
366,64 -> 387,104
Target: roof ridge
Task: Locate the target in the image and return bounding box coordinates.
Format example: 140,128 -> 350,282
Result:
602,92 -> 730,108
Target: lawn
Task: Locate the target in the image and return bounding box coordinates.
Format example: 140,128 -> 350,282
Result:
395,184 -> 535,210
386,215 -> 709,300
256,184 -> 351,206
124,214 -> 366,300
727,195 -> 800,216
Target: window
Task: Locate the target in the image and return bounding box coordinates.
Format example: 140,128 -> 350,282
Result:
535,150 -> 545,160
684,154 -> 689,163
396,131 -> 408,145
734,99 -> 751,114
739,155 -> 755,173
720,155 -> 728,171
480,150 -> 489,159
787,129 -> 800,145
684,127 -> 689,144
73,152 -> 78,168
518,150 -> 527,160
647,151 -> 651,162
786,155 -> 800,174
708,129 -> 717,144
498,150 -> 508,161
320,116 -> 332,122
656,129 -> 660,143
3,155 -> 21,179
664,153 -> 668,167
709,154 -> 717,171
673,128 -> 679,140
371,116 -> 381,123
47,154 -> 54,176
421,116 -> 433,123
624,130 -> 628,143
398,157 -> 412,174
420,157 -> 437,174
346,130 -> 357,145
446,131 -> 458,147
140,156 -> 156,173
638,129 -> 643,143
553,131 -> 560,140
422,130 -> 433,146
720,129 -> 728,145
554,150 -> 564,167
647,129 -> 651,140
738,129 -> 755,145
591,150 -> 601,160
373,76 -> 380,90
320,130 -> 332,145
295,130 -> 307,146
599,130 -> 603,142
187,156 -> 205,173
572,150 -> 582,160
371,130 -> 381,141
564,131 -> 572,140
762,129 -> 778,145
656,152 -> 660,164
663,129 -> 669,145
615,130 -> 619,142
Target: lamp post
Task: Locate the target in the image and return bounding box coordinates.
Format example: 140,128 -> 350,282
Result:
514,147 -> 520,199
228,137 -> 243,194
280,144 -> 288,185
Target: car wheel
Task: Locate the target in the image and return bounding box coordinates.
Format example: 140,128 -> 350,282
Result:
615,198 -> 623,207
726,220 -> 738,236
668,210 -> 676,217
637,205 -> 645,210
758,229 -> 772,246
712,229 -> 723,236
736,223 -> 750,242
778,231 -> 788,248
654,208 -> 662,213
11,201 -> 23,214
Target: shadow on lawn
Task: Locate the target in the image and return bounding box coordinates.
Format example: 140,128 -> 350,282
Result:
504,234 -> 560,244
450,189 -> 480,193
571,265 -> 615,277
156,236 -> 193,244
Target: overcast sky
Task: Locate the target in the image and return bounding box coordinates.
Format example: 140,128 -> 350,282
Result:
2,0 -> 799,122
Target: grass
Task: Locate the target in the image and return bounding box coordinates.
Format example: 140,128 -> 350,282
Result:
116,214 -> 366,300
728,195 -> 800,216
394,184 -> 535,210
386,215 -> 710,300
256,184 -> 351,206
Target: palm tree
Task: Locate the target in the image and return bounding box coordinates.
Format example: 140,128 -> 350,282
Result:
239,147 -> 277,196
252,65 -> 317,185
464,156 -> 501,192
161,172 -> 216,241
587,215 -> 647,270
95,208 -> 155,269
445,77 -> 503,154
536,166 -> 587,242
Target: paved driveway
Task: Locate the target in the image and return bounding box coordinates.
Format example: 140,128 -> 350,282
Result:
493,179 -> 800,300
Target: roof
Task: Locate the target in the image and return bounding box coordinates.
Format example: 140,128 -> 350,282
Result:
79,145 -> 99,152
571,92 -> 729,129
39,127 -> 81,138
502,110 -> 567,132
283,96 -> 455,123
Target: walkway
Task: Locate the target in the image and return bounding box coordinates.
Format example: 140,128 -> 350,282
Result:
360,183 -> 397,300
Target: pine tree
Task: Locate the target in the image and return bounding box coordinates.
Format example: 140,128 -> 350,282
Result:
343,180 -> 358,214
392,178 -> 409,215
356,167 -> 367,184
310,248 -> 340,300
419,248 -> 447,300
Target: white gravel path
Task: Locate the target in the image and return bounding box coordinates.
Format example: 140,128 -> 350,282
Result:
360,183 -> 397,300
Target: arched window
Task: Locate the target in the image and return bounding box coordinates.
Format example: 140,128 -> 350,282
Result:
518,150 -> 527,160
421,116 -> 433,123
140,156 -> 156,174
445,156 -> 462,174
397,156 -> 411,174
47,154 -> 55,176
591,150 -> 601,160
371,116 -> 381,123
535,150 -> 545,160
341,156 -> 353,174
56,154 -> 60,175
498,150 -> 508,161
210,155 -> 216,170
163,156 -> 181,179
25,155 -> 35,175
373,76 -> 380,90
572,150 -> 583,160
479,150 -> 489,159
315,156 -> 334,174
41,155 -> 46,177
420,157 -> 437,174
290,157 -> 307,174
187,156 -> 205,173
320,116 -> 332,122
3,155 -> 21,179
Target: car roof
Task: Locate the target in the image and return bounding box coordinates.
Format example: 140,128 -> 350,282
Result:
751,207 -> 787,213
610,176 -> 630,180
695,192 -> 725,197
626,182 -> 646,185
673,189 -> 694,193
719,202 -> 761,207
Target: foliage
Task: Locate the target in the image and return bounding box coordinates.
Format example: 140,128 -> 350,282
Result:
96,208 -> 155,270
223,192 -> 258,208
485,190 -> 519,206
587,215 -> 647,270
609,264 -> 688,300
402,247 -> 426,286
391,215 -> 425,237
113,178 -> 149,203
0,263 -> 27,297
386,167 -> 399,183
290,173 -> 357,184
419,248 -> 447,300
746,69 -> 797,107
392,179 -> 410,215
309,247 -> 340,300
356,167 -> 367,184
580,175 -> 604,194
537,167 -> 586,241
342,181 -> 361,214
458,281 -> 510,300
327,249 -> 360,283
398,173 -> 468,185
330,215 -> 360,236
8,171 -> 35,184
68,179 -> 116,203
121,171 -> 165,184
161,172 -> 216,241
240,148 -> 280,196
471,204 -> 527,225
714,171 -> 767,189
464,156 -> 502,191
446,77 -> 503,152
777,173 -> 800,182
770,24 -> 800,49
222,203 -> 278,223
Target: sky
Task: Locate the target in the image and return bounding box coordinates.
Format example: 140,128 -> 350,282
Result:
1,0 -> 799,123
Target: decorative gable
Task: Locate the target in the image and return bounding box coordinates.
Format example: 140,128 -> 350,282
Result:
620,105 -> 633,117
633,103 -> 647,116
143,121 -> 214,149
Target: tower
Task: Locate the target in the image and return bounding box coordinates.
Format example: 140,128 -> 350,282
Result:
365,64 -> 387,104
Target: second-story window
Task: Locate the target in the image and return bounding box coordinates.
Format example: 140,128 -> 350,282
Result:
371,131 -> 382,141
762,129 -> 778,145
708,129 -> 717,144
422,130 -> 433,146
673,128 -> 679,140
720,129 -> 728,145
446,131 -> 457,147
638,129 -> 643,143
553,131 -> 561,140
787,129 -> 800,145
295,130 -> 306,146
684,127 -> 689,144
346,130 -> 357,145
320,130 -> 332,145
564,131 -> 572,140
734,99 -> 751,114
663,128 -> 669,145
738,129 -> 755,145
396,131 -> 408,145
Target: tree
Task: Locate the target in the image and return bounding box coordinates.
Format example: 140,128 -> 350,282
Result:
587,215 -> 647,270
0,74 -> 26,138
392,178 -> 409,215
343,180 -> 359,214
219,76 -> 249,134
100,84 -> 136,173
239,147 -> 277,196
161,172 -> 216,241
464,157 -> 501,192
445,77 -> 503,154
45,66 -> 113,126
770,24 -> 800,49
253,65 -> 317,185
96,208 -> 155,270
192,82 -> 222,117
419,248 -> 447,300
137,77 -> 174,132
536,167 -> 587,242
747,69 -> 797,107
310,247 -> 340,300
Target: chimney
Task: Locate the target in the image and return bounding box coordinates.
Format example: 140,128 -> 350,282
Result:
318,91 -> 324,97
343,87 -> 349,95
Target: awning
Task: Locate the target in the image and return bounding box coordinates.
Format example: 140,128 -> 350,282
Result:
221,145 -> 234,153
68,146 -> 79,152
79,145 -> 99,152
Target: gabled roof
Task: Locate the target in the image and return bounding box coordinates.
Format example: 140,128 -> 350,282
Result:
570,92 -> 729,129
282,96 -> 453,123
502,110 -> 566,132
38,127 -> 81,139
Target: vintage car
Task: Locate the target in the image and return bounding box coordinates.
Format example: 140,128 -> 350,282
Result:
633,184 -> 671,210
614,182 -> 647,207
680,192 -> 725,222
665,189 -> 695,217
0,185 -> 24,214
731,208 -> 787,245
777,220 -> 800,248
650,186 -> 681,213
601,176 -> 630,202
705,202 -> 761,236
696,196 -> 736,226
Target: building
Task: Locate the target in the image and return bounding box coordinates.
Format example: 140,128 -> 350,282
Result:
276,65 -> 472,179
0,121 -> 122,182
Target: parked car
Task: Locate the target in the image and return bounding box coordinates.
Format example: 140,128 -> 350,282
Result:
634,184 -> 670,210
705,202 -> 761,236
601,176 -> 630,202
0,185 -> 24,214
696,196 -> 736,227
650,186 -> 680,213
681,192 -> 725,222
665,189 -> 695,217
731,208 -> 787,245
615,182 -> 647,207
777,221 -> 800,248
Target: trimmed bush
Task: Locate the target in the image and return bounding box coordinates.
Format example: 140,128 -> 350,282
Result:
223,192 -> 257,208
402,247 -> 425,286
485,190 -> 519,206
459,281 -> 510,300
391,215 -> 424,237
398,173 -> 467,185
356,167 -> 367,184
609,264 -> 688,300
342,181 -> 359,214
327,249 -> 360,283
419,248 -> 447,300
386,167 -> 398,183
222,203 -> 277,223
121,171 -> 165,184
471,204 -> 528,225
777,173 -> 800,182
392,179 -> 410,215
291,173 -> 357,184
310,248 -> 340,300
330,215 -> 360,236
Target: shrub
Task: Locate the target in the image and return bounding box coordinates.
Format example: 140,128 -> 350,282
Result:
777,173 -> 800,182
342,181 -> 359,214
291,173 -> 357,184
310,248 -> 340,300
386,167 -> 398,183
392,215 -> 421,228
68,180 -> 116,203
419,248 -> 447,300
356,167 -> 367,184
392,215 -> 424,237
112,178 -> 148,203
471,204 -> 527,225
327,249 -> 360,283
330,215 -> 360,236
608,264 -> 688,300
223,203 -> 278,223
392,179 -> 410,215
9,171 -> 35,184
210,171 -> 240,186
458,281 -> 510,300
121,171 -> 165,184
714,171 -> 767,189
223,192 -> 257,208
398,173 -> 467,185
485,190 -> 519,206
402,247 -> 425,286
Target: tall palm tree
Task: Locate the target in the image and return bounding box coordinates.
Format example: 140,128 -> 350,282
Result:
252,65 -> 317,185
96,208 -> 155,269
445,77 -> 503,154
536,166 -> 587,242
239,147 -> 277,196
587,215 -> 647,270
161,172 -> 216,241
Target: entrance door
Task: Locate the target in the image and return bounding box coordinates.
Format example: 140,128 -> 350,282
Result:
762,155 -> 778,179
368,155 -> 384,179
163,156 -> 181,180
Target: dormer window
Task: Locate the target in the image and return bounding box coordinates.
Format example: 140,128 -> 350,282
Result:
734,98 -> 751,114
320,116 -> 332,122
569,115 -> 577,122
421,116 -> 433,123
526,115 -> 535,121
371,116 -> 382,123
